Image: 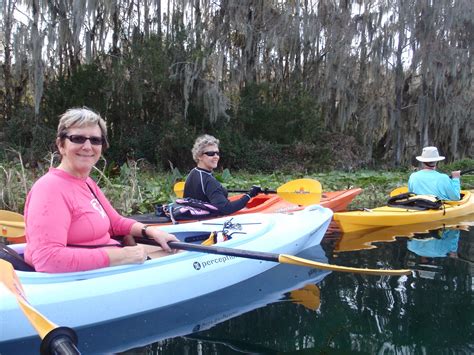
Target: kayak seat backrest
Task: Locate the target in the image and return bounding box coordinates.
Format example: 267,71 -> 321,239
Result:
129,213 -> 172,224
387,193 -> 443,211
0,243 -> 35,272
444,191 -> 469,206
156,198 -> 221,224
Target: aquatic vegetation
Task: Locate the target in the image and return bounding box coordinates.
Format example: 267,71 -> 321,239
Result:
1,158 -> 472,215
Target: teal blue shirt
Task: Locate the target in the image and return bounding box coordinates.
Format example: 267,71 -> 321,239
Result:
408,169 -> 460,201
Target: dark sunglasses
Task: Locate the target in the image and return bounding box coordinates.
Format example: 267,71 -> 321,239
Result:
64,134 -> 105,146
203,151 -> 220,157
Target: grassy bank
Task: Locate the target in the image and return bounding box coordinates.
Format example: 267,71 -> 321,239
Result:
1,157 -> 473,215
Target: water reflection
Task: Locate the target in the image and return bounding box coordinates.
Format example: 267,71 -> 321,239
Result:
121,221 -> 473,354
335,214 -> 474,252
408,229 -> 460,258
2,220 -> 472,354
324,220 -> 474,354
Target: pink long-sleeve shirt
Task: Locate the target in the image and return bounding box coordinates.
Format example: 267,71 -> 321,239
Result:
24,168 -> 136,273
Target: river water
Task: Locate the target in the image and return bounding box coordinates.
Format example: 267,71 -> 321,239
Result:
2,218 -> 473,354
114,216 -> 474,354
122,218 -> 474,354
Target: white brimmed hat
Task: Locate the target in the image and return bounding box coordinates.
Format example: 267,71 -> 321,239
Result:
416,146 -> 445,163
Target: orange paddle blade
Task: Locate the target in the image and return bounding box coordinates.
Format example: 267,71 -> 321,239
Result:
0,210 -> 25,239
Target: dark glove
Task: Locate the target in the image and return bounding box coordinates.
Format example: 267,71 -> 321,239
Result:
247,185 -> 262,198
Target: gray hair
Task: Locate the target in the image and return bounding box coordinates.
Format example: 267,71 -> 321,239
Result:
57,107 -> 109,149
192,134 -> 219,162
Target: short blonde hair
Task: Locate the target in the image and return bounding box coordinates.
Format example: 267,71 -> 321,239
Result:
57,107 -> 109,149
191,134 -> 219,162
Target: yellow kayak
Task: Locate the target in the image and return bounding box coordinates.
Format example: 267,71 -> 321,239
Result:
333,190 -> 474,233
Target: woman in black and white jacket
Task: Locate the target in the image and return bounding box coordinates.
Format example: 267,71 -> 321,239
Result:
184,134 -> 260,215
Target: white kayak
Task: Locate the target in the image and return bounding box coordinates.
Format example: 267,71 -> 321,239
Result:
0,204 -> 333,343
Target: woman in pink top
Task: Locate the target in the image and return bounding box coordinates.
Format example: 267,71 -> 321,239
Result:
24,107 -> 179,273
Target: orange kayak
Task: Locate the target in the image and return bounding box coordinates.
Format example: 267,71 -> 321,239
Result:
237,188 -> 362,214
132,188 -> 362,224
320,188 -> 363,212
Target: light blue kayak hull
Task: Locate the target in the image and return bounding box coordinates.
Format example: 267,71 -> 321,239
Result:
0,205 -> 332,342
1,245 -> 331,353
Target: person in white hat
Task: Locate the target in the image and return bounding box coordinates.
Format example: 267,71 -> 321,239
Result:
408,146 -> 461,200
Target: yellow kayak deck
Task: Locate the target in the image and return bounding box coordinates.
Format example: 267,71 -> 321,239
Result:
333,190 -> 474,233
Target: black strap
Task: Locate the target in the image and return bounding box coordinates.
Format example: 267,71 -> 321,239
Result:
67,243 -> 122,248
85,181 -> 99,200
86,181 -> 115,236
67,235 -> 130,248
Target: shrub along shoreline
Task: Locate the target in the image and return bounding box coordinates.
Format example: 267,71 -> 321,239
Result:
1,157 -> 472,215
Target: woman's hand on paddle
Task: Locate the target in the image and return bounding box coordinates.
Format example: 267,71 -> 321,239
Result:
147,228 -> 179,252
451,170 -> 461,179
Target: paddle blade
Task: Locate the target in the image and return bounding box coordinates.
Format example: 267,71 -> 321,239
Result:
390,186 -> 409,197
173,181 -> 185,198
1,210 -> 25,239
277,179 -> 322,206
1,221 -> 25,239
0,260 -> 58,338
0,260 -> 80,354
279,254 -> 412,275
290,284 -> 321,311
0,210 -> 24,222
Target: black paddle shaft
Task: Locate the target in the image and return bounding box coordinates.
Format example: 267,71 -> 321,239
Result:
135,237 -> 280,263
227,188 -> 276,194
40,326 -> 80,355
168,241 -> 280,262
449,168 -> 474,178
461,168 -> 474,175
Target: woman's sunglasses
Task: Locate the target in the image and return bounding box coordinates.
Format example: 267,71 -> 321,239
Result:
203,151 -> 220,157
64,134 -> 105,146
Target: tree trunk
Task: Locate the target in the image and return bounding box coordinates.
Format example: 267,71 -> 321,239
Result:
1,0 -> 15,123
